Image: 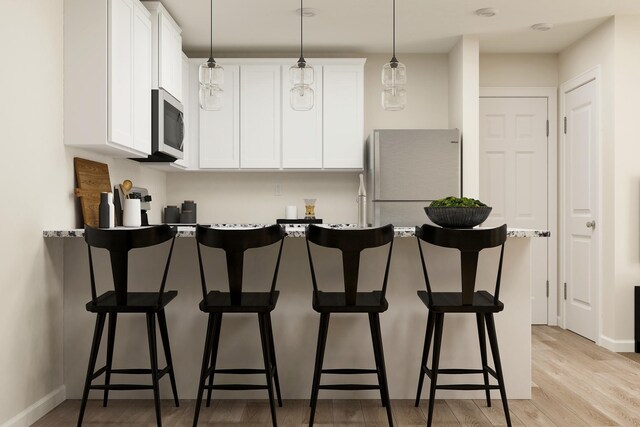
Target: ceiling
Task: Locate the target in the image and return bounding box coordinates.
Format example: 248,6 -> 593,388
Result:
149,0 -> 640,55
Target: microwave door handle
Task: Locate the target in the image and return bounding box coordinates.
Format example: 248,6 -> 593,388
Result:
178,112 -> 185,150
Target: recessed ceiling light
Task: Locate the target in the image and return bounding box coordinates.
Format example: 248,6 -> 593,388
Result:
531,23 -> 553,31
475,8 -> 498,18
296,7 -> 317,18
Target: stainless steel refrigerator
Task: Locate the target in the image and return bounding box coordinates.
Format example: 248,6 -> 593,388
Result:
366,129 -> 461,226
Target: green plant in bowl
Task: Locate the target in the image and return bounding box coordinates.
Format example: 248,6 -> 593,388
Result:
425,196 -> 492,228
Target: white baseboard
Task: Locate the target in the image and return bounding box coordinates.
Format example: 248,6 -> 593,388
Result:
600,335 -> 635,352
0,386 -> 65,427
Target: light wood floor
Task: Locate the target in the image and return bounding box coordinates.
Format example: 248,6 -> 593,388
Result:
34,326 -> 640,426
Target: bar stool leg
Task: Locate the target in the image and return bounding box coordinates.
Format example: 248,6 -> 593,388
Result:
158,309 -> 180,407
206,313 -> 223,407
368,313 -> 388,408
193,314 -> 215,427
476,313 -> 491,407
266,313 -> 283,407
146,313 -> 162,427
415,311 -> 435,407
77,313 -> 106,427
371,313 -> 394,426
259,313 -> 278,427
103,313 -> 117,407
309,313 -> 330,426
426,313 -> 444,427
485,313 -> 512,427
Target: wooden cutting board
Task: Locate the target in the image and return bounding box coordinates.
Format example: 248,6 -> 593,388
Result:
74,157 -> 112,227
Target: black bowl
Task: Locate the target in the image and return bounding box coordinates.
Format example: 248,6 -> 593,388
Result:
424,206 -> 492,228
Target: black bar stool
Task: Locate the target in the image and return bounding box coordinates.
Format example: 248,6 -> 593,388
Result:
413,224 -> 511,427
305,224 -> 395,427
78,225 -> 179,427
193,224 -> 287,427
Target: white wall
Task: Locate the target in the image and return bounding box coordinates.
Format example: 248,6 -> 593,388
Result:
0,1 -> 167,424
559,19 -> 616,342
480,54 -> 559,87
448,36 -> 480,198
167,54 -> 450,223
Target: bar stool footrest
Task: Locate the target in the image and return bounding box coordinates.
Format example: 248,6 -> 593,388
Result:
205,384 -> 269,390
90,384 -> 154,390
318,384 -> 381,391
322,368 -> 378,375
436,384 -> 500,391
213,368 -> 267,375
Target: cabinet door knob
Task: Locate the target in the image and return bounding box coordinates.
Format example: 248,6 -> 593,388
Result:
586,220 -> 596,229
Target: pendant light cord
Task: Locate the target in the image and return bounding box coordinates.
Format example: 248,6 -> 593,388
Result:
210,0 -> 213,60
300,0 -> 304,60
392,0 -> 396,61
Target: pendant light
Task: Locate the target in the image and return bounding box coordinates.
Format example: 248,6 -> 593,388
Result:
199,0 -> 224,110
382,0 -> 406,111
289,0 -> 314,111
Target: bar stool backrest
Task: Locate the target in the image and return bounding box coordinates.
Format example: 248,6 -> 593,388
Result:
305,224 -> 395,306
84,225 -> 178,306
415,224 -> 508,306
195,224 -> 287,305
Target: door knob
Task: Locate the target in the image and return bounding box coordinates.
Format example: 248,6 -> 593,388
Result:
586,220 -> 596,229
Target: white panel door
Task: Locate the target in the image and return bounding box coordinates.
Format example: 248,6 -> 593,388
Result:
170,30 -> 182,102
323,65 -> 364,169
564,80 -> 599,341
199,65 -> 240,169
282,65 -> 323,169
159,14 -> 176,98
107,0 -> 134,148
480,97 -> 548,324
132,4 -> 151,155
240,65 -> 281,169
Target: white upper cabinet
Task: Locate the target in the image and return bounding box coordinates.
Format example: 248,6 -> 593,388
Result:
323,64 -> 364,169
200,65 -> 240,169
240,65 -> 282,169
144,2 -> 183,102
282,64 -> 323,169
65,0 -> 152,157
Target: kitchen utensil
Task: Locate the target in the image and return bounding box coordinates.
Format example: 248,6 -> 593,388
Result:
123,199 -> 142,227
285,205 -> 298,219
122,179 -> 133,199
424,206 -> 492,229
74,157 -> 112,227
304,198 -> 317,219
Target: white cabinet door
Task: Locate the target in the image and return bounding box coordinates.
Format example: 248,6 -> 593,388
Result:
175,55 -> 191,168
282,65 -> 323,169
323,65 -> 364,169
200,65 -> 240,168
132,4 -> 151,155
107,0 -> 134,148
240,65 -> 281,169
159,13 -> 181,100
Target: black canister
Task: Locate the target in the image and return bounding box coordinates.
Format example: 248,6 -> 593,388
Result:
181,200 -> 197,223
99,192 -> 110,228
164,205 -> 180,223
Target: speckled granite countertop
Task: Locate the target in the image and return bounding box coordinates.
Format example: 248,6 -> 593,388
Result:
43,224 -> 550,238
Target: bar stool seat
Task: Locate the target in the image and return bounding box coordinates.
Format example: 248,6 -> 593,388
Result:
86,291 -> 178,313
200,290 -> 279,313
417,290 -> 504,313
313,290 -> 388,313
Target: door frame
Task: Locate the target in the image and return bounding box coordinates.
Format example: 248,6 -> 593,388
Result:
559,66 -> 602,343
479,87 -> 558,326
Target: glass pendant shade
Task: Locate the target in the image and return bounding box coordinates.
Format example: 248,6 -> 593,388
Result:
382,61 -> 406,86
290,84 -> 314,111
382,85 -> 407,111
289,62 -> 314,86
199,84 -> 223,111
199,60 -> 224,87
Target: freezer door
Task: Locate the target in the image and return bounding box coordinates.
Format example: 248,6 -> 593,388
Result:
374,129 -> 460,201
372,201 -> 434,227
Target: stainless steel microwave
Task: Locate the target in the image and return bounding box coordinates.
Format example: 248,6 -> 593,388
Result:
150,88 -> 184,161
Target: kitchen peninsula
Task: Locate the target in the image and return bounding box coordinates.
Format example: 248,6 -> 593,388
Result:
45,224 -> 548,400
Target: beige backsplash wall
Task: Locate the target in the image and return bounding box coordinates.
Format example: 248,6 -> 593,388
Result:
166,53 -> 449,223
